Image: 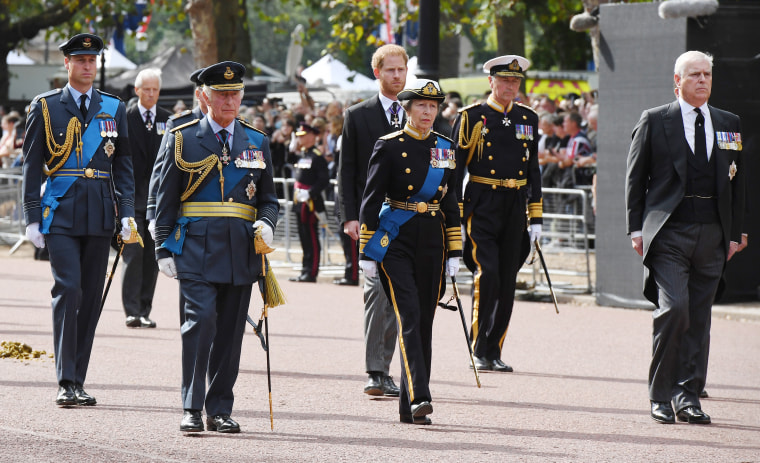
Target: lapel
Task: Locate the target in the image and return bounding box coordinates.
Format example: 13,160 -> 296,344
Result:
60,86 -> 81,121
196,117 -> 220,157
709,105 -> 730,196
662,101 -> 687,186
372,96 -> 392,133
87,90 -> 103,122
230,119 -> 249,156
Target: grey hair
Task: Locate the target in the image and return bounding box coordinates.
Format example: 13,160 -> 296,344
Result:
202,86 -> 244,99
674,51 -> 713,77
135,68 -> 162,88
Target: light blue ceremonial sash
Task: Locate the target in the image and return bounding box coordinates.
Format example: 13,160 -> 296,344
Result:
162,126 -> 266,255
364,136 -> 451,262
41,95 -> 119,233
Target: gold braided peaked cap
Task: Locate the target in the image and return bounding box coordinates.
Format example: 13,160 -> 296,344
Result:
397,79 -> 445,102
198,61 -> 245,91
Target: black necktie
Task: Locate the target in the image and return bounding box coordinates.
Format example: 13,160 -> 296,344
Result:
218,129 -> 231,164
79,94 -> 87,118
144,110 -> 153,131
390,102 -> 401,128
694,108 -> 707,161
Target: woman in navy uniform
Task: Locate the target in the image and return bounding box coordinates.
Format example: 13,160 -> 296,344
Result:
359,79 -> 462,425
22,33 -> 135,407
289,122 -> 330,282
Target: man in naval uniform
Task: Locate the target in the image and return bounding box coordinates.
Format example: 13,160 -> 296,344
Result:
154,61 -> 279,434
452,55 -> 543,373
22,33 -> 136,407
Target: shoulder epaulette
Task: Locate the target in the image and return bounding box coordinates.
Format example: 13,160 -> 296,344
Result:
458,102 -> 480,113
514,101 -> 538,115
96,89 -> 121,101
379,130 -> 404,140
313,148 -> 322,156
238,118 -> 268,136
432,131 -> 454,144
33,88 -> 63,104
170,118 -> 200,132
170,110 -> 192,120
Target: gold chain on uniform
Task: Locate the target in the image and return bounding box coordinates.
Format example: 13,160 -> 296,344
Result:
40,98 -> 82,175
174,130 -> 225,202
457,110 -> 484,166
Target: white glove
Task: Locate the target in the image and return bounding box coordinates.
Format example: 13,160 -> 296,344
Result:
157,257 -> 177,278
148,219 -> 156,240
120,217 -> 132,241
529,224 -> 542,245
25,222 -> 45,249
296,189 -> 310,202
446,257 -> 460,276
359,260 -> 377,279
253,220 -> 274,247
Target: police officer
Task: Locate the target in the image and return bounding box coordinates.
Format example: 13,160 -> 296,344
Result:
154,61 -> 279,433
22,33 -> 136,406
452,55 -> 542,373
360,79 -> 462,425
289,122 -> 330,283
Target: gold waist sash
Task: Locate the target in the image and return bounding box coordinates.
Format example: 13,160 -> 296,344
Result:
181,201 -> 257,222
386,198 -> 440,214
51,168 -> 111,179
469,175 -> 526,189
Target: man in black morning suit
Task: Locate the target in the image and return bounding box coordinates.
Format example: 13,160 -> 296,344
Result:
122,68 -> 172,328
22,33 -> 135,407
626,51 -> 745,425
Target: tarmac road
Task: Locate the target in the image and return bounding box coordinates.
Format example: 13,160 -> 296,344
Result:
0,247 -> 759,462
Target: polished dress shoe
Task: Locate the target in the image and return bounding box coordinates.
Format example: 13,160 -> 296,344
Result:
125,316 -> 141,328
676,406 -> 711,424
492,359 -> 513,372
364,374 -> 383,396
700,390 -> 709,399
650,401 -> 675,424
471,356 -> 492,371
180,410 -> 204,432
55,382 -> 76,407
411,401 -> 433,418
289,274 -> 316,283
139,316 -> 156,328
381,375 -> 400,397
400,414 -> 432,425
74,384 -> 96,406
206,414 -> 241,433
333,278 -> 359,286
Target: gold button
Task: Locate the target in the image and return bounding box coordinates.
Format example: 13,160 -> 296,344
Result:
416,202 -> 428,213
523,143 -> 528,148
487,142 -> 491,147
438,186 -> 443,191
519,170 -> 523,175
405,168 -> 411,174
488,155 -> 493,161
84,168 -> 94,178
229,198 -> 234,202
522,157 -> 526,162
433,199 -> 438,204
523,115 -> 527,120
490,169 -> 495,175
408,185 -> 413,191
402,152 -> 407,158
399,138 -> 404,142
491,185 -> 497,190
431,212 -> 436,217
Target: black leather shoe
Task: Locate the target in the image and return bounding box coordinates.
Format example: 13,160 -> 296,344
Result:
650,401 -> 675,424
180,410 -> 204,432
206,414 -> 241,433
492,359 -> 514,372
333,278 -> 359,286
400,414 -> 432,425
471,356 -> 492,371
139,316 -> 156,328
125,316 -> 141,328
55,383 -> 76,407
364,374 -> 382,396
381,375 -> 400,397
700,389 -> 709,399
411,401 -> 433,418
676,406 -> 711,424
289,274 -> 317,283
73,384 -> 97,406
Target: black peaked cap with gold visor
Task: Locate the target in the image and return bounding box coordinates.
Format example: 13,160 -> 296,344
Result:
198,61 -> 246,91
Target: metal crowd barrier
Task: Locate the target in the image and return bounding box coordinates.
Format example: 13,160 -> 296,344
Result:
0,168 -> 26,254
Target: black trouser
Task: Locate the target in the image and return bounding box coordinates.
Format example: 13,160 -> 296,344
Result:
121,210 -> 158,318
340,228 -> 359,282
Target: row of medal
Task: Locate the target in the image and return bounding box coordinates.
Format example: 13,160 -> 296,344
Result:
234,148 -> 267,169
515,124 -> 534,141
716,131 -> 742,151
98,120 -> 118,138
430,148 -> 456,169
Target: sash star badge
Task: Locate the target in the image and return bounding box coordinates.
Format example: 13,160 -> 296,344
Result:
104,139 -> 116,157
246,180 -> 257,200
728,161 -> 737,180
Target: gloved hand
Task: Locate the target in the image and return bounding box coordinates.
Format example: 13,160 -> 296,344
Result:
446,257 -> 460,276
120,217 -> 133,241
529,224 -> 542,245
157,257 -> 177,278
253,220 -> 274,247
148,219 -> 156,240
296,189 -> 310,203
359,260 -> 377,279
25,222 -> 45,249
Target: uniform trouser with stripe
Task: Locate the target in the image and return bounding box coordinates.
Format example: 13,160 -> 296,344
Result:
377,215 -> 445,415
179,279 -> 251,416
46,234 -> 111,386
464,190 -> 525,361
295,202 -> 320,278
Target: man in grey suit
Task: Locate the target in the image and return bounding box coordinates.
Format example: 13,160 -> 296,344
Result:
339,44 -> 408,397
626,50 -> 745,425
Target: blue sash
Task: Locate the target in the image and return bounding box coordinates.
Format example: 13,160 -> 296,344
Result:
41,95 -> 119,233
364,136 -> 451,262
162,126 -> 266,255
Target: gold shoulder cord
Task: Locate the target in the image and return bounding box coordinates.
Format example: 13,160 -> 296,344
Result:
41,98 -> 82,175
174,131 -> 224,202
457,110 -> 484,166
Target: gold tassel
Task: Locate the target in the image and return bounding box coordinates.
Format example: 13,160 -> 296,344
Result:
255,225 -> 286,307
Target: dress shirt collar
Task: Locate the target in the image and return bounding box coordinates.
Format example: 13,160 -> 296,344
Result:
206,114 -> 235,138
67,84 -> 93,107
487,95 -> 513,114
138,103 -> 156,121
378,92 -> 400,113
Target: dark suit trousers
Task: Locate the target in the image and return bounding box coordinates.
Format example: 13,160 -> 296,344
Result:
121,210 -> 158,317
340,229 -> 359,282
295,202 -> 321,278
46,234 -> 111,386
647,221 -> 724,411
464,191 -> 525,361
179,279 -> 251,416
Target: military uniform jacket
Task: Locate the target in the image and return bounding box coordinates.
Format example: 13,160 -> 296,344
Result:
127,104 -> 172,211
293,146 -> 329,213
23,86 -> 134,236
452,96 -> 542,224
154,116 -> 279,285
359,126 -> 462,260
